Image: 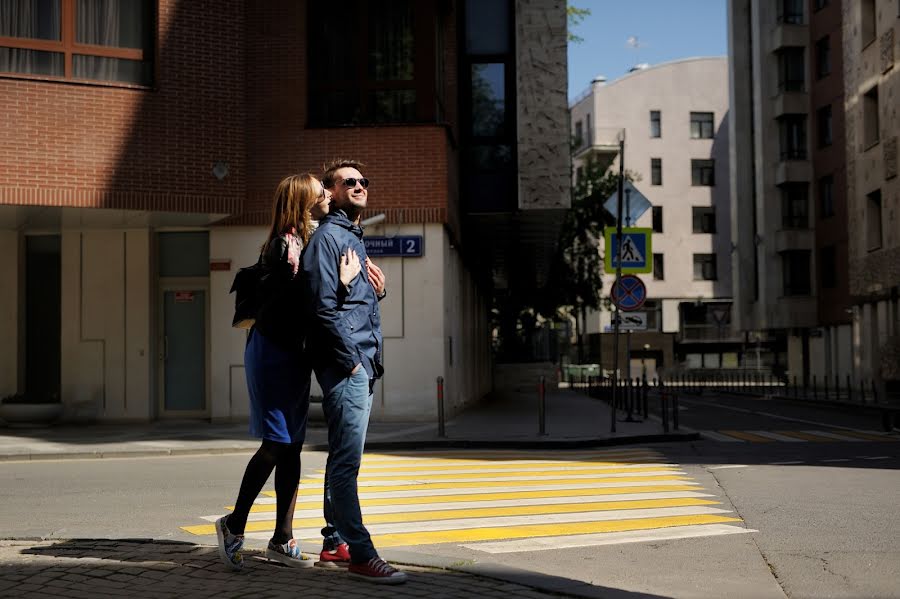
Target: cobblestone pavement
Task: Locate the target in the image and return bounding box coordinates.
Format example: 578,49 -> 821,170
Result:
0,539 -> 566,599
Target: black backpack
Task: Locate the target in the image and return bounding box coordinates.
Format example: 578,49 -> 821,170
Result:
229,255 -> 265,329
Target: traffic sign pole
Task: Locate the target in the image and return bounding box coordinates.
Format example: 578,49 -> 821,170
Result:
611,133 -> 625,434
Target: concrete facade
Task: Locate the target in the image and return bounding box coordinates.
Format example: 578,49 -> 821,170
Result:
570,58 -> 735,373
727,0 -> 855,383
841,0 -> 900,387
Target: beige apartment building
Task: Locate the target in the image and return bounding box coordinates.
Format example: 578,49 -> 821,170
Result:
842,0 -> 900,391
570,58 -> 736,377
728,0 -> 897,392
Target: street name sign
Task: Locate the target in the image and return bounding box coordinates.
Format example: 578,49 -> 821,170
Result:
364,235 -> 424,257
604,227 -> 652,274
610,275 -> 647,312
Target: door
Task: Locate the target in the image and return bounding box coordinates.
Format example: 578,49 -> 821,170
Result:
161,289 -> 207,414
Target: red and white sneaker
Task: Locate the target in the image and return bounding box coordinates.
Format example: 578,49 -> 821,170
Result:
315,542 -> 351,568
348,557 -> 408,584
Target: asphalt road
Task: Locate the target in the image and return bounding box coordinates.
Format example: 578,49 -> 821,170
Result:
2,397 -> 898,599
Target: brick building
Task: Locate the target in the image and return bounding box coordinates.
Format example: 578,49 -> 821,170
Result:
0,0 -> 569,422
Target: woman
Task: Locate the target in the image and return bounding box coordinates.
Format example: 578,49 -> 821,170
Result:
215,174 -> 361,570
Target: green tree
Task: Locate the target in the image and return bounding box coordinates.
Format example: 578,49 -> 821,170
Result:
567,4 -> 591,44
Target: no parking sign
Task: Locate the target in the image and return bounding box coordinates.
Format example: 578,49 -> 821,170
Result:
611,275 -> 647,311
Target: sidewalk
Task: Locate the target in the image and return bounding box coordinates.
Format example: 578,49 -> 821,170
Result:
0,386 -> 695,462
0,539 -> 593,599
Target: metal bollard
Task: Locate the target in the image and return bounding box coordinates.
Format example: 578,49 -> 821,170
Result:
436,376 -> 445,438
625,377 -> 635,422
812,375 -> 818,401
859,377 -> 865,404
538,375 -> 547,436
673,391 -> 680,431
793,375 -> 799,399
824,374 -> 830,400
642,376 -> 649,419
661,387 -> 670,433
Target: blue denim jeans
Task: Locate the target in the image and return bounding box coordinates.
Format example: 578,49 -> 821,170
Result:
319,367 -> 376,563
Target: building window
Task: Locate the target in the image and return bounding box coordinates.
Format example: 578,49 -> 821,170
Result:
693,254 -> 717,281
777,47 -> 805,92
652,206 -> 663,233
817,104 -> 833,147
586,112 -> 592,146
309,0 -> 442,125
820,245 -> 836,289
779,115 -> 807,160
777,0 -> 804,24
867,189 -> 882,251
575,166 -> 584,185
692,207 -> 716,234
0,0 -> 155,86
815,36 -> 831,78
574,120 -> 583,147
819,175 -> 834,218
690,112 -> 714,139
653,254 -> 664,281
650,110 -> 661,138
861,0 -> 876,48
863,85 -> 879,148
651,158 -> 662,185
782,250 -> 811,296
691,159 -> 715,186
780,183 -> 809,229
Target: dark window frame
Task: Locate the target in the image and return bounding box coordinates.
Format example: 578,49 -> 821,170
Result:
653,253 -> 664,281
818,175 -> 835,218
308,0 -> 439,126
692,206 -> 717,234
0,0 -> 156,87
777,0 -> 804,24
691,159 -> 715,186
867,189 -> 883,251
650,158 -> 662,185
652,205 -> 663,233
690,112 -> 714,139
817,104 -> 833,147
779,114 -> 808,160
781,250 -> 812,296
863,85 -> 880,148
815,35 -> 831,78
777,47 -> 806,93
650,110 -> 661,138
780,183 -> 809,229
693,253 -> 718,281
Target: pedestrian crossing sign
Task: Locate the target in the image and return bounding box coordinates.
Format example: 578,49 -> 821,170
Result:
604,227 -> 652,274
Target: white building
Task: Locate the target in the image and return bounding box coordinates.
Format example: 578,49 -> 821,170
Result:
569,58 -> 736,375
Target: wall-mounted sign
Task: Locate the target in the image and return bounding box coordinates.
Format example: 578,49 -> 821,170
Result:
174,291 -> 195,303
364,235 -> 423,257
209,259 -> 232,272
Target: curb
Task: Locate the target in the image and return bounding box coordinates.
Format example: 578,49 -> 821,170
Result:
0,432 -> 698,462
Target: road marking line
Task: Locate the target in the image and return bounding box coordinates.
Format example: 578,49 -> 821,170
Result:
701,431 -> 745,442
802,430 -> 864,442
331,514 -> 744,548
306,470 -> 686,483
233,491 -> 718,517
862,456 -> 891,460
718,431 -> 776,443
770,461 -> 805,465
231,506 -> 737,540
748,431 -> 806,442
361,449 -> 661,461
774,431 -> 838,442
355,462 -> 675,473
834,431 -> 898,442
360,454 -> 664,467
708,465 -> 748,470
678,399 -> 888,433
462,523 -> 756,553
821,459 -> 850,463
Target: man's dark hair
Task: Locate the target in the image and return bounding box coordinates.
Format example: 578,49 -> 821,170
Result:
322,159 -> 366,188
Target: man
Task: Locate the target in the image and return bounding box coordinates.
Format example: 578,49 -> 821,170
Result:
302,159 -> 406,584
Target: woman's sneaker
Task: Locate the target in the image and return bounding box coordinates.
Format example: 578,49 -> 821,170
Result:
265,539 -> 315,568
348,557 -> 408,584
215,516 -> 244,571
315,542 -> 351,568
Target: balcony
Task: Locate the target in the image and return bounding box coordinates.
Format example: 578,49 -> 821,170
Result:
774,228 -> 815,253
775,159 -> 811,184
771,22 -> 808,51
773,92 -> 808,117
573,126 -> 622,163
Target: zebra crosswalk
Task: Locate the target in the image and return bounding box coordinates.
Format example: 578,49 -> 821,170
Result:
700,430 -> 899,443
180,448 -> 753,552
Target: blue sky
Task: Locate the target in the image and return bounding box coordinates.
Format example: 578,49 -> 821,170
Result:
568,1 -> 728,101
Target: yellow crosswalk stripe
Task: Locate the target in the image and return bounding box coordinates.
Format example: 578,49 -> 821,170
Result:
356,460 -> 668,472
344,467 -> 683,482
773,431 -> 836,442
719,430 -> 776,442
829,430 -> 898,442
240,484 -> 706,512
182,497 -> 722,536
366,514 -> 743,548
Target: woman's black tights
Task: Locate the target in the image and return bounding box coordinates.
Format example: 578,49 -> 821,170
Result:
227,439 -> 302,544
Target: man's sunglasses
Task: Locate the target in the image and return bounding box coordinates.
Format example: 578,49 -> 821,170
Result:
341,177 -> 370,189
